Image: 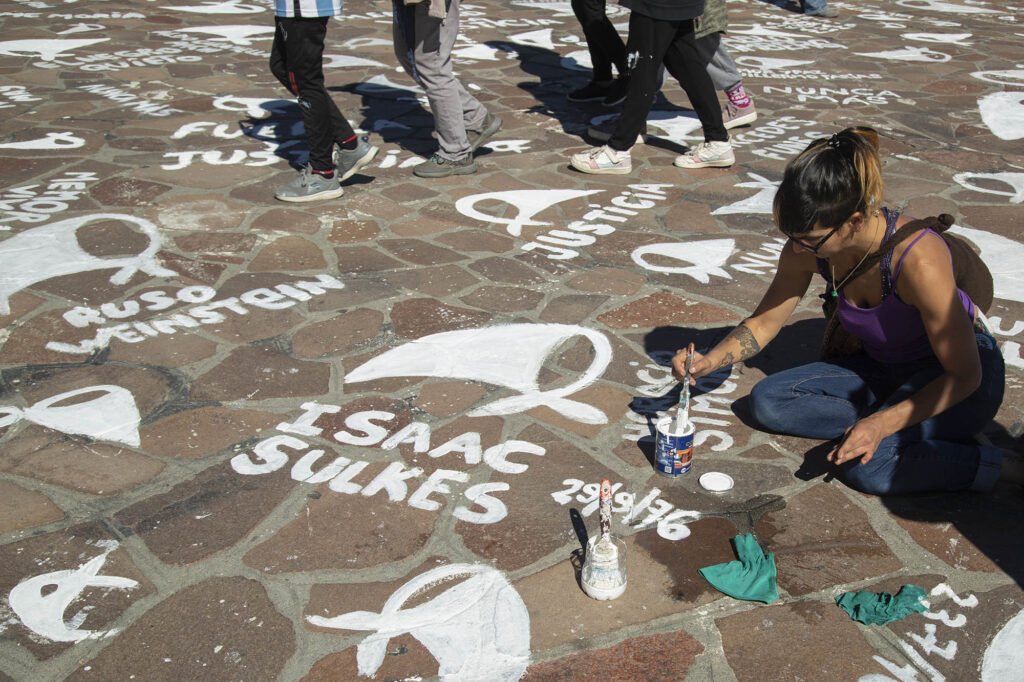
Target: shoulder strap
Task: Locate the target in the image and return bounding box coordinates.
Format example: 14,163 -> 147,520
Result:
832,214 -> 951,299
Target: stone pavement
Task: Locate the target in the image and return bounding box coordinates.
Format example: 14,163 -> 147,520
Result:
0,0 -> 1022,680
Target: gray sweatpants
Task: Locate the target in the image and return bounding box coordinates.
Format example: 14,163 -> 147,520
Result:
392,0 -> 488,160
696,32 -> 743,92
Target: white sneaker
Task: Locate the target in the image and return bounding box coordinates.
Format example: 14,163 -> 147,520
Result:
674,140 -> 735,169
570,145 -> 632,175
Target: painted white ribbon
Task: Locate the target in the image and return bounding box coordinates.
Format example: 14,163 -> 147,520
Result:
0,385 -> 141,447
308,564 -> 530,682
345,323 -> 612,424
0,132 -> 85,150
456,189 -> 603,237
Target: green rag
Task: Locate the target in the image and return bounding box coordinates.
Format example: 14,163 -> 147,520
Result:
835,585 -> 928,625
698,533 -> 779,604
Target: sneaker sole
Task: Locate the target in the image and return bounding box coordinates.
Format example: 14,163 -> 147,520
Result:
724,110 -> 757,130
673,157 -> 735,169
337,145 -> 379,182
413,163 -> 478,178
567,93 -> 607,103
569,159 -> 632,175
469,117 -> 503,153
602,95 -> 627,108
274,186 -> 345,203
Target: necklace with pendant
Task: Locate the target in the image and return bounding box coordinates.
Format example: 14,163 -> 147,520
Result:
830,217 -> 881,299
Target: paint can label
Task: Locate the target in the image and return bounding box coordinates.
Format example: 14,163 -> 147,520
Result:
655,417 -> 694,477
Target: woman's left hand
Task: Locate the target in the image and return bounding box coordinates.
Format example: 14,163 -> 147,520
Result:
828,416 -> 887,466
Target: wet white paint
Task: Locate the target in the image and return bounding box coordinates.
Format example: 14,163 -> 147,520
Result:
0,131 -> 85,150
0,38 -> 108,61
345,324 -> 612,424
0,384 -> 141,446
166,0 -> 265,13
735,55 -> 814,70
947,224 -> 1024,303
171,25 -> 274,46
8,545 -> 139,643
308,564 -> 530,682
354,74 -> 424,99
712,173 -> 779,215
452,43 -> 501,61
212,95 -> 293,119
896,0 -> 999,13
631,240 -> 736,283
560,49 -> 592,72
978,91 -> 1024,141
902,32 -> 972,45
970,69 -> 1024,87
953,172 -> 1024,203
0,213 -> 175,315
323,54 -> 386,69
507,28 -> 555,50
981,608 -> 1024,681
854,46 -> 951,62
455,189 -> 603,237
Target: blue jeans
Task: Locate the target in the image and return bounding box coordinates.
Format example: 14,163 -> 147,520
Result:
801,0 -> 829,13
749,333 -> 1005,495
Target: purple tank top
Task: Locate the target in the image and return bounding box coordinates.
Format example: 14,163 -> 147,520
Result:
819,209 -> 976,364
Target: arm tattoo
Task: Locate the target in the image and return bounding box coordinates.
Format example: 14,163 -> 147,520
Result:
724,322 -> 761,363
716,351 -> 735,371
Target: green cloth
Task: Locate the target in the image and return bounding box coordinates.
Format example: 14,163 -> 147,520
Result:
835,585 -> 928,625
698,534 -> 779,604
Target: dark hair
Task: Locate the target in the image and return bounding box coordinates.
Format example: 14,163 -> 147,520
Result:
772,126 -> 883,237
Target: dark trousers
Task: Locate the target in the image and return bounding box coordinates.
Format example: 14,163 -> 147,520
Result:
609,13 -> 727,151
269,16 -> 355,171
571,0 -> 626,82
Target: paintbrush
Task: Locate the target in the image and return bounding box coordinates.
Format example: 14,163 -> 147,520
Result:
674,343 -> 695,433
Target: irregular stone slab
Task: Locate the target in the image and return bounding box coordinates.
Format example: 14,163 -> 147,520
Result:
140,406 -> 281,459
457,424 -> 621,571
291,308 -> 385,358
383,263 -> 480,298
0,525 -> 153,660
528,383 -> 631,438
436,228 -> 515,254
413,380 -> 488,418
302,637 -> 431,682
243,485 -> 438,573
252,208 -> 324,235
334,245 -> 406,272
523,630 -> 704,681
15,364 -> 172,419
518,518 -> 736,652
389,298 -> 494,339
717,600 -> 877,680
887,491 -> 1024,577
1,436 -> 165,495
540,294 -> 609,323
175,231 -> 258,261
460,285 -> 545,312
115,462 -> 296,565
599,292 -> 737,329
68,577 -> 293,681
755,484 -> 901,597
108,330 -> 219,367
380,238 -> 467,265
0,311 -> 110,365
381,182 -> 440,203
327,217 -> 380,243
469,256 -> 547,285
0,481 -> 64,534
88,176 -> 171,207
190,346 -> 330,402
568,267 -> 645,296
250,235 -> 327,272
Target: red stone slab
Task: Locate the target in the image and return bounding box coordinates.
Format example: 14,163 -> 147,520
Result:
68,577 -> 293,681
755,484 -> 902,597
389,298 -> 494,338
518,518 -> 736,652
140,406 -> 281,459
0,525 -> 154,659
250,235 -> 328,272
0,480 -> 63,534
717,599 -> 878,681
523,630 -> 704,681
598,292 -> 737,329
116,462 -> 297,566
292,308 -> 385,358
382,263 -> 480,297
190,346 -> 330,402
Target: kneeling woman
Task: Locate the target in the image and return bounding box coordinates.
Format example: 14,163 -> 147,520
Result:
673,127 -> 1004,495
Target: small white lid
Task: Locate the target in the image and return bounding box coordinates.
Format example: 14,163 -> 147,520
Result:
699,472 -> 734,492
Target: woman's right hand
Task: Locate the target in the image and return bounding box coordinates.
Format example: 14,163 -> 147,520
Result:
671,348 -> 711,384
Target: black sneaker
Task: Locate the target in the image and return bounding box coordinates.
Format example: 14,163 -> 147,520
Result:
467,112 -> 503,153
413,153 -> 478,178
567,80 -> 612,102
602,77 -> 630,107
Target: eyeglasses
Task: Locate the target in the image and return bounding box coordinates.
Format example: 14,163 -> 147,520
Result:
789,226 -> 839,254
